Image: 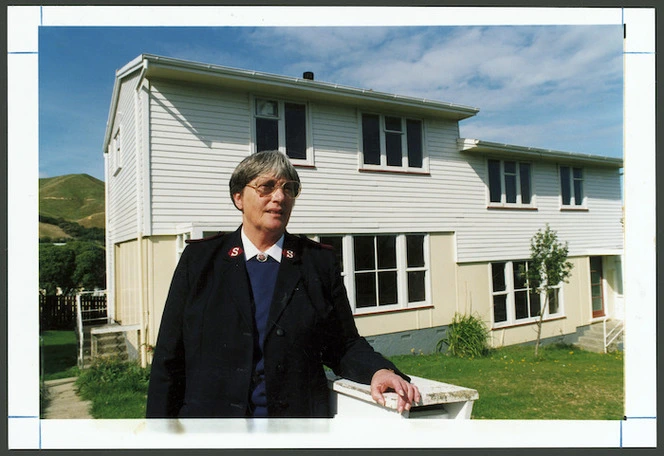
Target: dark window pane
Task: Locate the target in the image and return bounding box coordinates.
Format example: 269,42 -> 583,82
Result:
520,163 -> 531,204
406,235 -> 425,268
378,271 -> 398,305
377,235 -> 396,269
385,132 -> 402,166
530,291 -> 541,317
573,169 -> 584,206
560,166 -> 571,205
385,116 -> 401,131
488,160 -> 502,203
504,162 -> 517,204
256,118 -> 278,152
320,236 -> 343,273
355,273 -> 376,308
493,295 -> 507,322
354,236 -> 375,271
492,262 -> 506,292
513,261 -> 527,289
548,288 -> 559,314
515,291 -> 528,319
285,103 -> 306,159
362,114 -> 380,165
408,271 -> 426,302
406,119 -> 422,168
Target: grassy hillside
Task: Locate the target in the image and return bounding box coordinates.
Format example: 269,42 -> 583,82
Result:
40,174 -> 105,229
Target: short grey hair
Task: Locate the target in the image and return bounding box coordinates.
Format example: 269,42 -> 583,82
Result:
229,150 -> 300,200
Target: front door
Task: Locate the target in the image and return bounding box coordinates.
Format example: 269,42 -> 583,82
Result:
590,256 -> 605,318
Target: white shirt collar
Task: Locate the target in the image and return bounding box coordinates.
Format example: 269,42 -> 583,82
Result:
241,229 -> 284,263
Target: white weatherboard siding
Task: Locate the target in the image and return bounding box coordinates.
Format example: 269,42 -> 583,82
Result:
143,80 -> 622,263
107,72 -> 141,244
150,81 -> 249,233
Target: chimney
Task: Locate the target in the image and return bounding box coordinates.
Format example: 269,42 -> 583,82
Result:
303,71 -> 314,81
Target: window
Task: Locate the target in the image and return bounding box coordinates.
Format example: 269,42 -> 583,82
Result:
560,166 -> 584,206
487,159 -> 533,206
490,261 -> 563,327
316,233 -> 430,313
254,98 -> 310,162
109,128 -> 122,176
360,113 -> 424,171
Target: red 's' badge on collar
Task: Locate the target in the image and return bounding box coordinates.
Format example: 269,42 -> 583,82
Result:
284,249 -> 294,259
228,246 -> 243,257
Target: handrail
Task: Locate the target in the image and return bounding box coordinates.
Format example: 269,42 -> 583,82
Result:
603,315 -> 624,353
75,293 -> 84,368
75,290 -> 108,368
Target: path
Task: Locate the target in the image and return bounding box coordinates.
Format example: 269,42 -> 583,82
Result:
43,377 -> 93,419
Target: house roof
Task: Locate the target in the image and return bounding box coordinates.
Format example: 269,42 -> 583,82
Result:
103,54 -> 479,153
459,138 -> 623,168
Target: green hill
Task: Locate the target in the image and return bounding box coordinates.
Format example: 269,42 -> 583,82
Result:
39,174 -> 105,228
39,174 -> 105,240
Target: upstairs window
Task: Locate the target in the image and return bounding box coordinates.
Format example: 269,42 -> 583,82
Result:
109,128 -> 122,177
254,98 -> 310,163
361,114 -> 425,171
560,166 -> 584,207
487,159 -> 533,207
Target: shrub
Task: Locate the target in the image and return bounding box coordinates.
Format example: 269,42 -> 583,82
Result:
437,312 -> 490,358
76,357 -> 149,399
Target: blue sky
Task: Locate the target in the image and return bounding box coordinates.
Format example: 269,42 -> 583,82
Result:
39,25 -> 623,181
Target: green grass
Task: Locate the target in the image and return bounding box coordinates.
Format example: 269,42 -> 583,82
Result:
40,330 -> 80,380
76,358 -> 150,419
390,343 -> 624,420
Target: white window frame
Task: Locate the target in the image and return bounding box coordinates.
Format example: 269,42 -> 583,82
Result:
490,260 -> 564,328
315,233 -> 431,315
559,165 -> 586,208
109,127 -> 123,177
486,159 -> 535,208
359,112 -> 428,173
251,95 -> 314,166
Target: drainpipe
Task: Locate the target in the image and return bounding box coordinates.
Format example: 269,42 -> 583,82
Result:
135,65 -> 148,368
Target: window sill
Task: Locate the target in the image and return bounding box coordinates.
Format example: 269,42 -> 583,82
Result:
491,315 -> 566,330
354,304 -> 434,317
560,206 -> 589,212
359,167 -> 430,176
487,204 -> 537,211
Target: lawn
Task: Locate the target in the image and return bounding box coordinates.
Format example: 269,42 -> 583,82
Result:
40,330 -> 80,380
390,343 -> 624,420
40,330 -> 623,420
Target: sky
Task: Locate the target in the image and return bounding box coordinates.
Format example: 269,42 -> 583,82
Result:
39,24 -> 624,181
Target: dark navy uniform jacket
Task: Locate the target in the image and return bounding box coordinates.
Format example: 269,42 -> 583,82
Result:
146,227 -> 408,418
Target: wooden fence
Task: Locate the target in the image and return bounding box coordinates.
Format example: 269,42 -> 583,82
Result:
40,294 -> 107,330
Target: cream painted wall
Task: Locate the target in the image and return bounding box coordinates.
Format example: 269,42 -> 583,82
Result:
454,255 -> 600,348
354,233 -> 457,337
114,240 -> 140,326
145,235 -> 178,348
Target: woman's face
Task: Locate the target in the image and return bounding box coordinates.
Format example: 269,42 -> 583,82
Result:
233,174 -> 296,241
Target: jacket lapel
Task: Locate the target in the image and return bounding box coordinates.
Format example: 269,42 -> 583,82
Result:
266,233 -> 303,336
212,228 -> 254,330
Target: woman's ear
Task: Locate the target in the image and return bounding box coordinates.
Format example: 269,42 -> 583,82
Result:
232,191 -> 244,211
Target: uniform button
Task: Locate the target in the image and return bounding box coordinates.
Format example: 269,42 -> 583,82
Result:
276,328 -> 285,336
276,364 -> 284,372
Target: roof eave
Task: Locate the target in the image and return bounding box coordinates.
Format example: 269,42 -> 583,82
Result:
459,138 -> 623,168
140,54 -> 479,121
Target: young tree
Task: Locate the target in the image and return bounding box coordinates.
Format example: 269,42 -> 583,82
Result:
522,224 -> 573,357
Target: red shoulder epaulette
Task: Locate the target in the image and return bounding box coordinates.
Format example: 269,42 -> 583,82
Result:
185,231 -> 226,244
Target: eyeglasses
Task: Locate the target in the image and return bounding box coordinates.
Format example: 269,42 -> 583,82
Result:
245,179 -> 302,198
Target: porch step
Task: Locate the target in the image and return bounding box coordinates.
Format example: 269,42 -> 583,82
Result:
77,323 -> 129,368
576,320 -> 624,353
